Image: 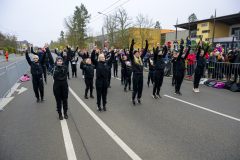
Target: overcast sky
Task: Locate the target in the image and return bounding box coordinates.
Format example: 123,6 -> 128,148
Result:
0,0 -> 239,47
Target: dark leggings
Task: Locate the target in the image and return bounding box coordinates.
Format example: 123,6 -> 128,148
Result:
85,78 -> 93,96
175,71 -> 184,92
53,82 -> 68,113
132,73 -> 143,100
32,74 -> 44,99
194,67 -> 204,89
153,70 -> 164,95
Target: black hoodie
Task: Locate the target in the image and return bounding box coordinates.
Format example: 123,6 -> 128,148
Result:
153,46 -> 167,70
176,46 -> 190,72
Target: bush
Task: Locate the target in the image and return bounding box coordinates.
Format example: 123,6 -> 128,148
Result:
12,47 -> 17,53
6,46 -> 13,53
0,47 -> 8,52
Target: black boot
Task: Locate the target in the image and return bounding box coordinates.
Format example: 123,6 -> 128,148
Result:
84,95 -> 88,99
64,111 -> 68,119
97,104 -> 102,112
90,95 -> 94,98
36,98 -> 40,102
59,113 -> 63,120
103,105 -> 106,111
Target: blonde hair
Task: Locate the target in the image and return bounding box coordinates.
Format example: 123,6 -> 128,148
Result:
133,55 -> 143,66
98,54 -> 105,61
33,55 -> 39,59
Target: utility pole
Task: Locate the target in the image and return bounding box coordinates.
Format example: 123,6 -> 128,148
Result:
98,12 -> 108,49
212,9 -> 216,47
102,27 -> 104,50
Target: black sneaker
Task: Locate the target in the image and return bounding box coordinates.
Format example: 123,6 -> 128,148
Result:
41,98 -> 44,102
147,82 -> 149,87
75,75 -> 77,78
64,112 -> 68,119
132,100 -> 136,106
124,88 -> 127,92
137,99 -> 141,105
59,113 -> 63,120
90,95 -> 94,98
178,91 -> 182,96
175,91 -> 178,95
156,94 -> 162,99
151,94 -> 157,99
103,105 -> 106,111
84,95 -> 88,99
36,98 -> 40,102
97,106 -> 102,112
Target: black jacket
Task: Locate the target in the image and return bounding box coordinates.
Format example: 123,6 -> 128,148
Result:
129,40 -> 148,74
197,45 -> 209,68
119,56 -> 126,68
153,46 -> 167,70
80,62 -> 95,79
26,50 -> 46,75
124,64 -> 132,77
91,50 -> 114,78
47,47 -> 71,82
71,57 -> 78,66
176,46 -> 190,72
112,55 -> 119,64
231,51 -> 240,68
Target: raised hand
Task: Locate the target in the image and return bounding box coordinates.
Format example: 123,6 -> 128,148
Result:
31,44 -> 33,47
25,44 -> 28,50
93,45 -> 97,50
157,43 -> 160,46
132,39 -> 136,45
145,40 -> 148,46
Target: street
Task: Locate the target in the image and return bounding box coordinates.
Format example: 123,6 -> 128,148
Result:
0,62 -> 240,160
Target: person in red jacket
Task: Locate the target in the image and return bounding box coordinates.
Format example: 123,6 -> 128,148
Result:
167,41 -> 171,51
5,51 -> 9,61
186,50 -> 195,78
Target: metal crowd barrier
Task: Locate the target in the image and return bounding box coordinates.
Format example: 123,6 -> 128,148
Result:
0,53 -> 16,62
0,55 -> 32,101
145,58 -> 240,83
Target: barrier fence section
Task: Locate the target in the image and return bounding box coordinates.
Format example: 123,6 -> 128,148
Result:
0,53 -> 16,62
0,55 -> 32,101
144,58 -> 240,83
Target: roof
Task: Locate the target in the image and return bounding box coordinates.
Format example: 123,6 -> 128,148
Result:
174,13 -> 240,30
161,29 -> 176,33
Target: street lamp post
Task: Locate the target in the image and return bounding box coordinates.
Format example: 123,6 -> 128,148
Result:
98,12 -> 108,49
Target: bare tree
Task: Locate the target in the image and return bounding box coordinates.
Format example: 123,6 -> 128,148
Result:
115,7 -> 132,49
103,13 -> 117,47
134,13 -> 154,49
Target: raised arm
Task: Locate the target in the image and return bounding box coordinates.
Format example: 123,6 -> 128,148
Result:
46,47 -> 54,65
65,46 -> 71,66
204,42 -> 212,57
197,43 -> 201,59
91,46 -> 98,66
129,39 -> 135,61
154,44 -> 159,61
25,45 -> 32,66
40,51 -> 46,64
162,44 -> 168,58
107,47 -> 115,65
177,45 -> 184,60
184,46 -> 191,59
141,40 -> 149,60
31,45 -> 37,55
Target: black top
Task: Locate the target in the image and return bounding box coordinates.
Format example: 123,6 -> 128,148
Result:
176,46 -> 190,72
197,45 -> 209,68
31,48 -> 46,66
91,49 -> 114,78
26,50 -> 45,75
153,46 -> 167,70
47,46 -> 71,82
129,39 -> 148,74
119,56 -> 126,68
80,62 -> 95,79
71,57 -> 78,65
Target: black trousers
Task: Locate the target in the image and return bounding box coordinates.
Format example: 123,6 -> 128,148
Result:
113,63 -> 118,77
108,68 -> 111,86
132,73 -> 143,100
32,74 -> 44,99
82,69 -> 85,76
172,70 -> 176,85
175,71 -> 184,92
234,68 -> 240,83
46,61 -> 49,70
85,78 -> 93,96
187,65 -> 194,76
121,68 -> 125,83
153,70 -> 164,95
194,67 -> 204,89
124,76 -> 131,89
72,64 -> 77,76
147,72 -> 154,84
42,66 -> 47,82
96,77 -> 108,106
53,82 -> 68,113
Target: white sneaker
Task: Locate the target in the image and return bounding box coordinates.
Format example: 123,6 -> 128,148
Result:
82,75 -> 84,79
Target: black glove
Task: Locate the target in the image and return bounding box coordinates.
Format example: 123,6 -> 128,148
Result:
145,40 -> 148,47
132,39 -> 136,45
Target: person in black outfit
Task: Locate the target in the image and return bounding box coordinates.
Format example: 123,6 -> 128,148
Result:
146,59 -> 154,87
231,49 -> 240,82
80,58 -> 95,99
31,44 -> 48,84
25,44 -> 45,102
175,44 -> 191,95
152,42 -> 167,99
171,51 -> 178,86
70,57 -> 78,78
54,48 -> 62,56
129,39 -> 148,105
124,61 -> 132,92
47,43 -> 71,120
120,54 -> 127,85
79,49 -> 89,79
91,45 -> 114,112
193,41 -> 212,92
106,55 -> 112,88
60,51 -> 71,80
112,52 -> 119,77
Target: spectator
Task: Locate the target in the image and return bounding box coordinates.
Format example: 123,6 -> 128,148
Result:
186,37 -> 191,47
167,41 -> 171,51
186,50 -> 195,78
173,40 -> 179,50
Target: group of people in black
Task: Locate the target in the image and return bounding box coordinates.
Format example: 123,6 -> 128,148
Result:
25,38 -> 240,120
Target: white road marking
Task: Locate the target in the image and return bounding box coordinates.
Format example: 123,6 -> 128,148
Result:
69,87 -> 142,160
16,87 -> 28,94
0,97 -> 14,110
52,77 -> 77,160
6,83 -> 21,98
60,119 -> 77,160
0,72 -> 5,76
164,94 -> 240,122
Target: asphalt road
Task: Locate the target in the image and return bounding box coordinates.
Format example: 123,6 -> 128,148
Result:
0,55 -> 27,68
0,55 -> 240,160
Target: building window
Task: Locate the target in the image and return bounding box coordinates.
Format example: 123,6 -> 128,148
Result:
231,27 -> 240,35
205,38 -> 209,41
201,23 -> 207,27
197,28 -> 199,31
202,30 -> 210,33
191,31 -> 197,38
